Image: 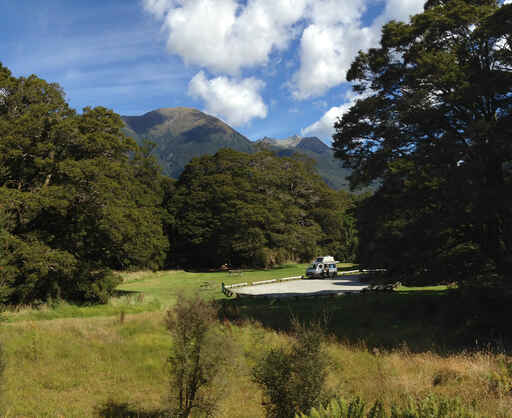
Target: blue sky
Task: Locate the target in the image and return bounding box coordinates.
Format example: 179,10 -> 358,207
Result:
1,0 -> 426,142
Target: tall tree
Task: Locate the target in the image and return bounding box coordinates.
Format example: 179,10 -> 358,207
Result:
333,0 -> 512,284
170,149 -> 356,268
0,64 -> 169,303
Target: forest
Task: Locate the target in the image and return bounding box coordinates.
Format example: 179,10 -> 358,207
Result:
333,0 -> 512,289
4,0 -> 512,305
1,0 -> 512,416
0,64 -> 357,304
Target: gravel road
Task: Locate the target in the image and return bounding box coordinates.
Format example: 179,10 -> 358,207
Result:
234,275 -> 368,298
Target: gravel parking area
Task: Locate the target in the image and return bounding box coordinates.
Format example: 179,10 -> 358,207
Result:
234,275 -> 368,298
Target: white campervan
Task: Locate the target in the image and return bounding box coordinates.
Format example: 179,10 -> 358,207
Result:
305,256 -> 338,278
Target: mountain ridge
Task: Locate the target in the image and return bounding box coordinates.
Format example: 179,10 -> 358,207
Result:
122,107 -> 351,190
254,134 -> 351,189
122,107 -> 253,178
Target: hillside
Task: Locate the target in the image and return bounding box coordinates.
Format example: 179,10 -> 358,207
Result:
122,108 -> 352,189
255,135 -> 352,190
122,107 -> 254,178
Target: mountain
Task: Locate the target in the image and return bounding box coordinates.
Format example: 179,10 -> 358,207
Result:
122,107 -> 253,178
255,135 -> 352,190
257,135 -> 331,154
122,108 -> 352,190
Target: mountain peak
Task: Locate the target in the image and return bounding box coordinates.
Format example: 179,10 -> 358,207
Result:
297,136 -> 331,154
122,107 -> 253,178
256,135 -> 330,153
123,109 -> 351,190
256,134 -> 302,148
154,107 -> 203,117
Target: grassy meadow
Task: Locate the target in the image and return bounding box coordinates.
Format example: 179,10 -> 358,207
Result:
2,264 -> 309,323
1,264 -> 512,416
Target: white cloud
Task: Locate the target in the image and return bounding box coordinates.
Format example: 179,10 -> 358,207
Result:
292,0 -> 424,99
299,0 -> 425,134
308,0 -> 365,25
143,0 -> 426,99
188,71 -> 267,126
301,91 -> 361,140
375,0 -> 426,27
301,104 -> 348,140
143,0 -> 173,19
292,23 -> 375,99
143,0 -> 308,74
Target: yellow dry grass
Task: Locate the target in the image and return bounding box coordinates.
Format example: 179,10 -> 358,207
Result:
1,313 -> 511,416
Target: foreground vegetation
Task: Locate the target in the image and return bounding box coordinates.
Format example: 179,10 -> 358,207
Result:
0,266 -> 510,416
2,306 -> 511,416
0,60 -> 357,305
1,0 -> 512,415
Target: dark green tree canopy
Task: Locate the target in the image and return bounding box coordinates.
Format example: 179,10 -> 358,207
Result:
333,0 -> 512,283
169,149 -> 356,268
0,63 -> 168,304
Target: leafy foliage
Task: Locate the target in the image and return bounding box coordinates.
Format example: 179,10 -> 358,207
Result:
252,321 -> 328,418
299,395 -> 476,418
0,63 -> 168,304
333,0 -> 512,285
170,149 -> 357,268
165,295 -> 227,417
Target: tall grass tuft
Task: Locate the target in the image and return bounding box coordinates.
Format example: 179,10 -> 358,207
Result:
299,395 -> 477,418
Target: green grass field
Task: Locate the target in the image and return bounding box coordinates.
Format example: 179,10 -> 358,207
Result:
3,263 -> 456,324
116,263 -> 309,303
2,264 -> 317,322
2,264 -> 512,416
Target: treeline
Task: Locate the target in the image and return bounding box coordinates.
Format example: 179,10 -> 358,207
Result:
169,149 -> 357,268
0,64 -> 170,304
0,63 -> 357,304
334,0 -> 512,287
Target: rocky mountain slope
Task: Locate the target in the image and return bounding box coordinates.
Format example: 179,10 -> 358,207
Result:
122,107 -> 253,178
122,108 -> 351,189
255,135 -> 351,190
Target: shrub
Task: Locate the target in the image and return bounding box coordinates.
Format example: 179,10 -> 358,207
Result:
0,341 -> 5,411
487,358 -> 512,397
252,321 -> 328,418
165,294 -> 227,417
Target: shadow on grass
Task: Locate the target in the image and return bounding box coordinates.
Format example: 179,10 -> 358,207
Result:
267,263 -> 306,270
396,289 -> 450,296
111,289 -> 143,297
95,400 -> 166,417
184,263 -> 304,274
218,288 -> 512,355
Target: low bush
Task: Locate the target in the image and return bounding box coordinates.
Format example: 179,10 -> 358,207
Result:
252,320 -> 328,418
299,395 -> 477,418
166,294 -> 228,417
